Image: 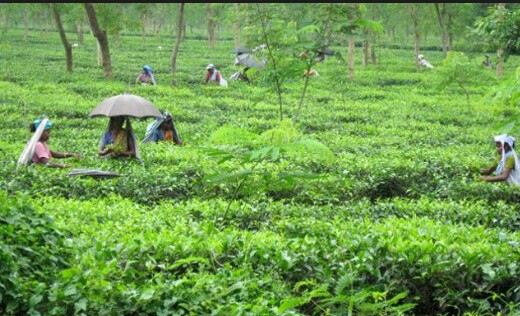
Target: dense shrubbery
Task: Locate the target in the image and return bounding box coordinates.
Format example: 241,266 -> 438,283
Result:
0,192 -> 71,315
1,29 -> 520,315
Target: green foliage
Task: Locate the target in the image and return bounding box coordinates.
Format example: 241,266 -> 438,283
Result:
204,120 -> 331,202
437,51 -> 495,108
208,124 -> 259,146
94,4 -> 126,36
260,119 -> 301,145
0,192 -> 71,315
473,5 -> 520,59
1,25 -> 520,316
490,66 -> 520,108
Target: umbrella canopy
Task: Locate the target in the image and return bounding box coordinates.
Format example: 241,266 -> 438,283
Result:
230,47 -> 252,54
318,47 -> 335,56
68,169 -> 121,178
89,94 -> 162,119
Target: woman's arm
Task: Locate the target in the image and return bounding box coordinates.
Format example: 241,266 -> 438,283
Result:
480,165 -> 496,176
480,168 -> 511,182
99,148 -> 113,156
51,151 -> 80,159
99,132 -> 113,156
37,157 -> 72,168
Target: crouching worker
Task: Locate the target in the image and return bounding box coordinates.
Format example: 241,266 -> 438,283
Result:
418,54 -> 434,69
142,110 -> 184,145
482,54 -> 493,69
18,117 -> 80,168
136,65 -> 156,85
480,134 -> 520,185
205,64 -> 227,87
99,116 -> 137,158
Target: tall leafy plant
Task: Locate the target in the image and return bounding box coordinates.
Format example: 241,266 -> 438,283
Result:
241,4 -> 302,120
490,66 -> 520,108
203,120 -> 333,221
294,4 -> 383,123
436,51 -> 495,109
473,4 -> 520,77
492,66 -> 520,135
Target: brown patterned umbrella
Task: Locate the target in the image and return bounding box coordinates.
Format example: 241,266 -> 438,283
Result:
89,94 -> 162,119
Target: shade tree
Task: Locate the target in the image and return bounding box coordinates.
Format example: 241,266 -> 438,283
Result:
473,3 -> 520,78
51,3 -> 72,73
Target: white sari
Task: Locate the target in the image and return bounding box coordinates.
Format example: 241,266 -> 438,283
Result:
17,118 -> 49,169
495,134 -> 520,185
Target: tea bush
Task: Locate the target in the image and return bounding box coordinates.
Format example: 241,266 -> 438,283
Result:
1,28 -> 520,315
0,192 -> 71,315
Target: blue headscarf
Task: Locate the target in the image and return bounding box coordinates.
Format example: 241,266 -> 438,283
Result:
143,65 -> 156,85
33,118 -> 53,130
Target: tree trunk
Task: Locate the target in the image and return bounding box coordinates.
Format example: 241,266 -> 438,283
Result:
181,14 -> 186,41
370,44 -> 377,65
408,4 -> 420,71
244,4 -> 250,29
434,3 -> 449,56
347,4 -> 358,79
23,4 -> 29,41
171,3 -> 185,82
369,3 -> 378,65
45,9 -> 52,33
38,11 -> 43,37
348,35 -> 355,78
84,3 -> 112,78
447,13 -> 453,49
51,4 -> 72,72
234,3 -> 241,48
3,9 -> 9,34
141,13 -> 147,41
414,23 -> 420,71
497,48 -> 504,78
255,3 -> 283,119
206,3 -> 215,49
96,41 -> 102,66
76,22 -> 84,45
155,3 -> 168,36
496,3 -> 506,78
362,37 -> 369,66
113,31 -> 120,47
362,39 -> 370,66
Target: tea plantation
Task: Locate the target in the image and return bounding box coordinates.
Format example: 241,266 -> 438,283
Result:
1,30 -> 520,315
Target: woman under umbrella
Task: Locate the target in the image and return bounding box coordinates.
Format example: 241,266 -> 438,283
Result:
99,116 -> 137,158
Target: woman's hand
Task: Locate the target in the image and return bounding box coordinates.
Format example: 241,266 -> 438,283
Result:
64,153 -> 81,159
99,148 -> 113,156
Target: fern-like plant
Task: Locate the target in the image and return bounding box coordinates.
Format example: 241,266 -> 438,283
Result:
203,120 -> 334,216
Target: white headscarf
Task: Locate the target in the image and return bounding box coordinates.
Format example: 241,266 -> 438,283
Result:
17,117 -> 49,168
494,134 -> 520,185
